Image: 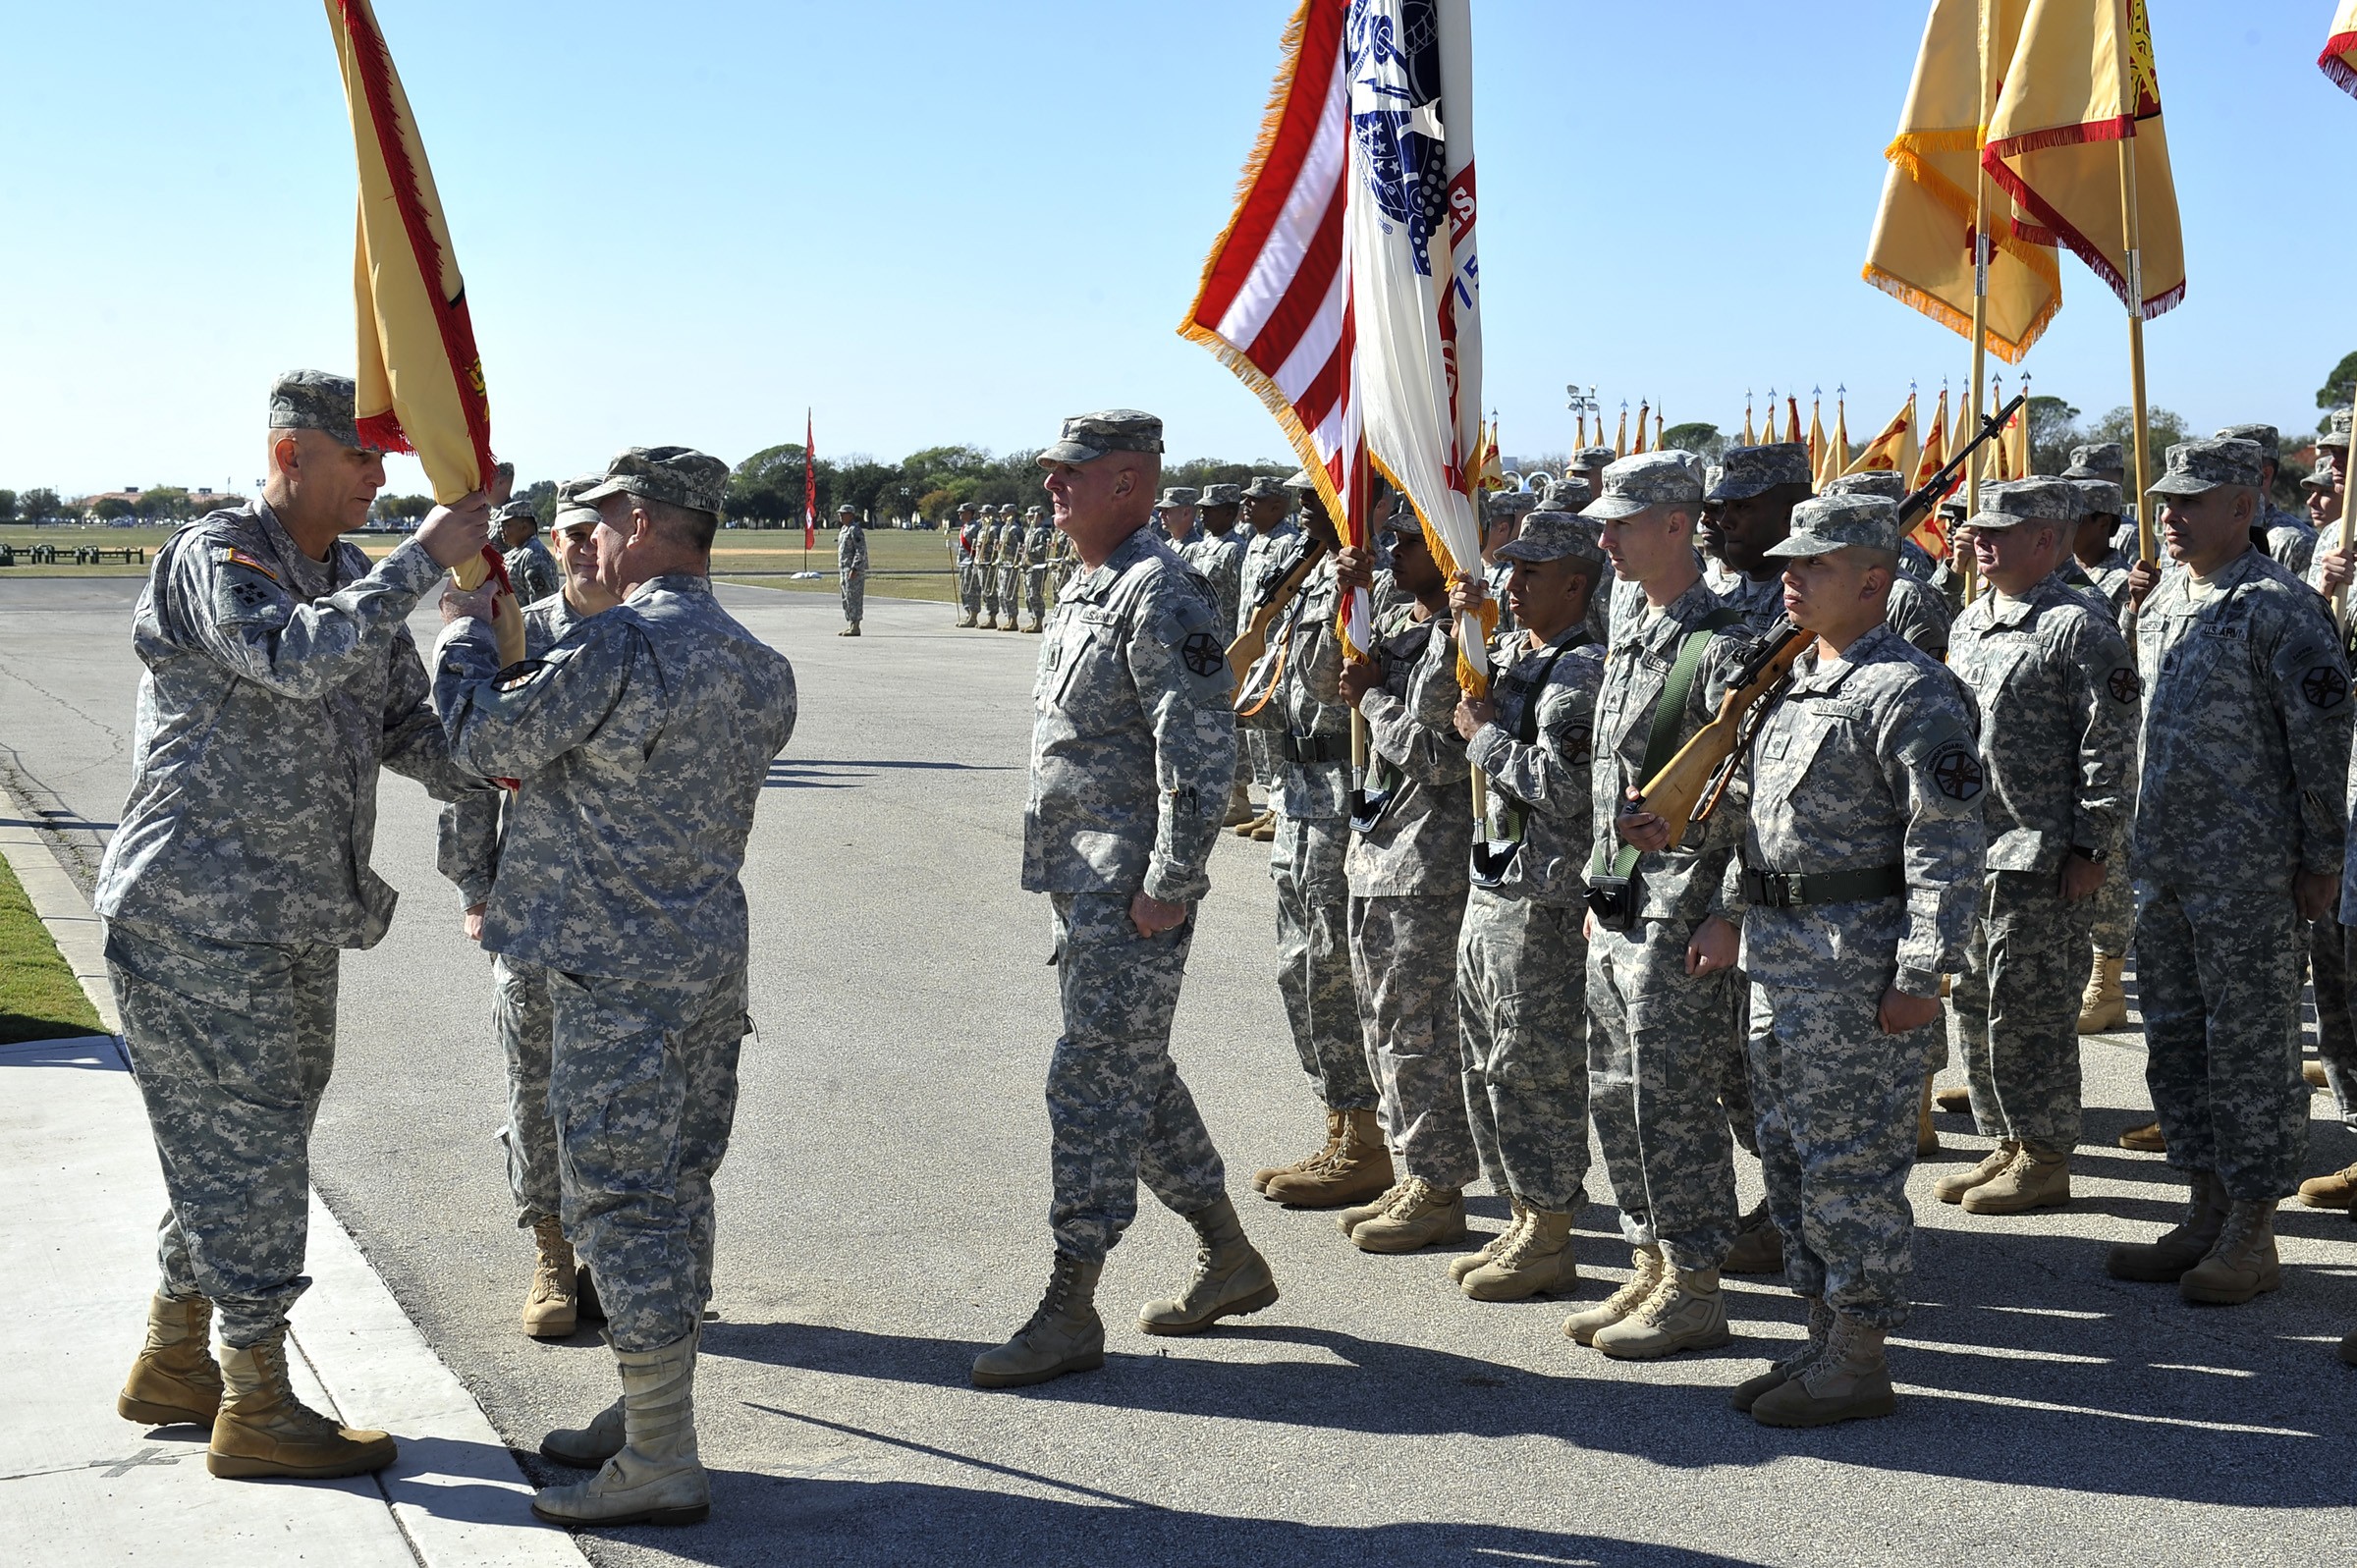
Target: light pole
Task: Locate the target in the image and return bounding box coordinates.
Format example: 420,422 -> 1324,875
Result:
1564,384 -> 1599,451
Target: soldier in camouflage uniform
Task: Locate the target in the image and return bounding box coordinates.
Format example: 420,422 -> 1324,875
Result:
434,445 -> 797,1527
1184,483 -> 1255,827
1234,474 -> 1303,835
1447,512 -> 1607,1301
1937,481 -> 2140,1218
995,504 -> 1028,630
1701,444 -> 1813,634
952,502 -> 983,626
2302,414 -> 2357,1206
1822,470 -> 1957,659
972,411 -> 1275,1390
1481,489 -> 1537,635
974,504 -> 1002,628
101,369 -> 494,1481
1717,493 -> 1986,1428
835,503 -> 867,635
2058,472 -> 2143,1035
2108,440 -> 2350,1311
2218,423 -> 2317,577
1332,519 -> 1476,1254
1564,452 -> 1753,1363
500,499 -> 564,605
1156,486 -> 1199,551
1022,503 -> 1058,630
1245,476 -> 1387,1208
439,480 -> 624,1342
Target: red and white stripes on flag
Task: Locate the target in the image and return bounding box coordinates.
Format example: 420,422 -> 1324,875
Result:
1179,1 -> 1370,646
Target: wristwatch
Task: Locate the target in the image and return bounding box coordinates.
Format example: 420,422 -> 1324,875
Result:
2070,844 -> 2108,864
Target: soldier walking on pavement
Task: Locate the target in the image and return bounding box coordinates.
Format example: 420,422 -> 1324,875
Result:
973,410 -> 1275,1389
1711,495 -> 1985,1427
2108,440 -> 2350,1308
500,497 -> 564,605
836,502 -> 867,635
1449,512 -> 1608,1302
439,478 -> 624,1342
1937,481 -> 2140,1217
102,369 -> 495,1481
434,445 -> 797,1527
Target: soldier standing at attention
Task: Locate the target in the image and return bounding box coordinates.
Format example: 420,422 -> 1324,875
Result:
1701,444 -> 1814,633
952,501 -> 983,627
1936,481 -> 2139,1217
977,503 -> 1005,629
1820,470 -> 1957,663
1185,483 -> 1253,826
2109,440 -> 2350,1307
2217,423 -> 2316,576
499,497 -> 564,605
435,446 -> 797,1527
1234,474 -> 1302,837
1022,503 -> 1057,630
1158,486 -> 1200,550
973,410 -> 1274,1389
1332,518 -> 1477,1255
1448,512 -> 1608,1301
836,502 -> 867,636
438,480 -> 623,1340
103,369 -> 493,1480
996,504 -> 1028,631
1716,494 -> 1985,1427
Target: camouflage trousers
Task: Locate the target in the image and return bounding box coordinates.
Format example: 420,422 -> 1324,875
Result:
1045,892 -> 1227,1264
997,566 -> 1020,620
2088,838 -> 2135,955
2308,919 -> 2357,1133
1025,568 -> 1050,624
1347,893 -> 1476,1188
840,574 -> 863,625
1271,813 -> 1376,1110
957,562 -> 982,619
547,965 -> 747,1353
1949,871 -> 2092,1152
1588,915 -> 1739,1271
493,955 -> 562,1227
1748,981 -> 1932,1328
1456,890 -> 1590,1210
1246,730 -> 1281,801
107,919 -> 338,1348
2135,883 -> 2307,1200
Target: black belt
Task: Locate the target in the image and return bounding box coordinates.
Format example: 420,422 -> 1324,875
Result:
1740,865 -> 1905,908
1281,732 -> 1352,766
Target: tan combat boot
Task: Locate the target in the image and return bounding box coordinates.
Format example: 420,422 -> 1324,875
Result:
1562,1245 -> 1665,1344
2178,1200 -> 2282,1306
1337,1180 -> 1406,1238
1463,1207 -> 1576,1300
1933,1141 -> 2020,1205
2107,1168 -> 2226,1282
532,1328 -> 708,1527
1450,1197 -> 1528,1283
1593,1265 -> 1733,1360
1722,1198 -> 1784,1276
1749,1313 -> 1895,1428
1223,786 -> 1257,828
2297,1160 -> 2357,1210
1349,1177 -> 1466,1254
522,1216 -> 578,1339
1962,1142 -> 2070,1215
972,1255 -> 1105,1387
119,1291 -> 222,1428
1254,1110 -> 1343,1196
1915,1073 -> 1941,1157
1264,1108 -> 1393,1208
1233,809 -> 1271,838
2077,952 -> 2128,1033
1138,1197 -> 1280,1334
207,1327 -> 397,1479
2118,1121 -> 2166,1152
1250,815 -> 1278,842
1730,1296 -> 1833,1413
542,1396 -> 625,1467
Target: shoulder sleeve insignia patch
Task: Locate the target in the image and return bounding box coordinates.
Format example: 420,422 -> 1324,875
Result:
1181,631 -> 1226,678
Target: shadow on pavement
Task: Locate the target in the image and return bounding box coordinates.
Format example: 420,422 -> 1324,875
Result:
765,758 -> 1019,790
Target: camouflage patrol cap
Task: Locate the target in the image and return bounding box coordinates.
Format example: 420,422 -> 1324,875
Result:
2070,478 -> 2126,516
1037,408 -> 1164,464
836,501 -> 857,515
266,369 -> 369,451
2303,469 -> 2338,493
1937,493 -> 1968,522
2214,423 -> 2280,462
1283,468 -> 1319,493
999,504 -> 1018,518
1822,469 -> 1906,502
1705,442 -> 1813,502
1156,486 -> 1200,508
1543,475 -> 1593,511
1496,511 -> 1606,568
1198,482 -> 1242,508
1766,494 -> 1900,558
1240,475 -> 1288,501
1573,445 -> 1617,468
2144,438 -> 2265,497
1964,478 -> 2080,531
956,501 -> 977,514
576,446 -> 731,514
1025,504 -> 1046,518
2063,442 -> 2126,481
492,498 -> 539,525
552,474 -> 602,530
1485,488 -> 1541,519
1584,451 -> 1704,519
2320,408 -> 2353,453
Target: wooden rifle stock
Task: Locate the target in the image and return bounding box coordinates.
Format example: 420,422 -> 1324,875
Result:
1634,620 -> 1813,846
1228,536 -> 1329,686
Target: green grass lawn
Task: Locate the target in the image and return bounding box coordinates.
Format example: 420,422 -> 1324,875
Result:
714,525 -> 965,604
0,853 -> 106,1044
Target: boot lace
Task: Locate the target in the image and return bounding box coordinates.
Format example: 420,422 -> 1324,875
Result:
1387,1176 -> 1434,1217
1018,1261 -> 1084,1336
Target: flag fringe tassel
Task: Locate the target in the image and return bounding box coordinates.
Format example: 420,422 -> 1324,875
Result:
1981,127 -> 2184,319
2324,35 -> 2357,98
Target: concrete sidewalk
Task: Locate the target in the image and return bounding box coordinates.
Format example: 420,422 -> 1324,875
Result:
1,785 -> 584,1567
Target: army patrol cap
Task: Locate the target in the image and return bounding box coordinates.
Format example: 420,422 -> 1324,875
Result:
956,501 -> 977,514
1283,468 -> 1320,493
1156,486 -> 1200,508
836,502 -> 857,516
1485,487 -> 1541,519
492,498 -> 539,525
1544,475 -> 1593,511
1496,511 -> 1606,568
1584,451 -> 1705,519
1937,493 -> 1968,522
2070,478 -> 2125,516
2320,408 -> 2353,453
1198,482 -> 1242,508
1822,469 -> 1906,502
267,369 -> 371,451
1025,504 -> 1046,517
1037,409 -> 1164,464
1964,478 -> 2079,531
576,445 -> 731,514
2144,438 -> 2265,497
1706,442 -> 1813,502
1573,445 -> 1617,468
2063,442 -> 2126,481
2303,469 -> 2338,493
1766,494 -> 1900,558
1239,474 -> 1288,501
2214,423 -> 2280,463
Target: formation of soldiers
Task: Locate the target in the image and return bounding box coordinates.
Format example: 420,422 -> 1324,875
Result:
950,499 -> 1069,632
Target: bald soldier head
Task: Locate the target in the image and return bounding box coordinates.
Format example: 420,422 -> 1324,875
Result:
1038,409 -> 1164,567
260,369 -> 389,555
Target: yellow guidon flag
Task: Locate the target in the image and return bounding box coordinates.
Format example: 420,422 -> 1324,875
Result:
1983,0 -> 2184,319
323,0 -> 521,661
1864,0 -> 2061,363
1846,392 -> 1919,482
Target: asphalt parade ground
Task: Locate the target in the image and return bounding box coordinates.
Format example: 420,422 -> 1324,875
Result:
3,575 -> 2353,1568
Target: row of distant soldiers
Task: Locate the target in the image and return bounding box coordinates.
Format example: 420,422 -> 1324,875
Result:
949,501 -> 1071,631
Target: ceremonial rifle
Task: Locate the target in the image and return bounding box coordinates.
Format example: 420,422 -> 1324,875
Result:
1229,535 -> 1330,693
1632,391 -> 2027,845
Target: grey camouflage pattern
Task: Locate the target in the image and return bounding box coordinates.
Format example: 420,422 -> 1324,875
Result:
494,954 -> 563,1224
1884,570 -> 1952,660
1457,892 -> 1590,1208
504,534 -> 562,606
838,520 -> 867,624
1466,627 -> 1605,907
1949,874 -> 2090,1149
1273,812 -> 1377,1108
1350,895 -> 1477,1186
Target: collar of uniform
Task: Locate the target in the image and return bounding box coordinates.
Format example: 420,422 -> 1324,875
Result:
1789,621 -> 1898,695
627,571 -> 712,605
1063,525 -> 1157,603
1628,575 -> 1726,656
1980,577 -> 2058,629
249,496 -> 355,585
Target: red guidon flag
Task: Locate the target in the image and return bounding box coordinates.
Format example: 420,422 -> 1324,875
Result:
1180,0 -> 1370,647
2322,1 -> 2357,98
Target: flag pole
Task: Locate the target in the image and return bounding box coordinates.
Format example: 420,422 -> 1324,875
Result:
2115,0 -> 2153,562
2339,405 -> 2357,630
1960,0 -> 1993,607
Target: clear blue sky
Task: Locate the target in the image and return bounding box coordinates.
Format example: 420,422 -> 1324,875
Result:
3,1 -> 2347,498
